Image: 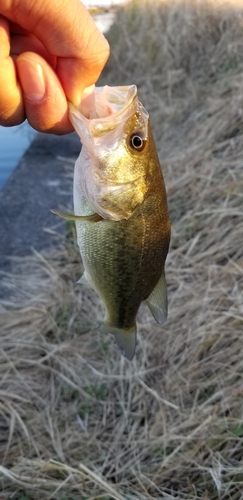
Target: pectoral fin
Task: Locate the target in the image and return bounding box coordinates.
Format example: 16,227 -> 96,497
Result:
51,209 -> 102,222
99,323 -> 137,360
146,271 -> 168,325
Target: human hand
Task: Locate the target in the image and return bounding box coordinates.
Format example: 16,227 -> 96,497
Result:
0,0 -> 110,134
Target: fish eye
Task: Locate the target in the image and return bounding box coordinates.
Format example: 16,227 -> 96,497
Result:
129,133 -> 146,152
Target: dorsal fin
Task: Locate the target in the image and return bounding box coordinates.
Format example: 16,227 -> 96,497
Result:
145,271 -> 168,324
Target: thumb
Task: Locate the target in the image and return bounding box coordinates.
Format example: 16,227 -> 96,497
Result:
0,15 -> 24,125
16,52 -> 72,133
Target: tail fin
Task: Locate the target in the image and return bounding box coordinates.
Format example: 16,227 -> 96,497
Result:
99,323 -> 137,360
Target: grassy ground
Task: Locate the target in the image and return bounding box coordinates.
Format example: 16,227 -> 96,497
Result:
1,0 -> 243,498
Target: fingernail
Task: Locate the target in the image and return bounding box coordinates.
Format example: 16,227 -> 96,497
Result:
81,85 -> 95,117
17,59 -> 46,102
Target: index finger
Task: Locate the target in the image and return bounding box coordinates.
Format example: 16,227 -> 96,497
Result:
1,0 -> 110,106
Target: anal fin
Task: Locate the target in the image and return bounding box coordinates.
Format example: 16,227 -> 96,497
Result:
77,271 -> 96,292
77,272 -> 91,286
145,270 -> 168,325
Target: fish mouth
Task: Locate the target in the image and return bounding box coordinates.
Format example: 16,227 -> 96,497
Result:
68,85 -> 148,151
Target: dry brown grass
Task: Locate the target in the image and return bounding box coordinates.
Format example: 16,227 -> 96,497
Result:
1,0 -> 243,498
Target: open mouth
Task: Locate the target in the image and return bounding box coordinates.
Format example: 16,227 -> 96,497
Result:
68,85 -> 138,143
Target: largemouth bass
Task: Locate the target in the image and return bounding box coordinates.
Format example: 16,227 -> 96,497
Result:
54,85 -> 170,360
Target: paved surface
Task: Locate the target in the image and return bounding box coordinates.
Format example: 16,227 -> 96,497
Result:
0,131 -> 80,274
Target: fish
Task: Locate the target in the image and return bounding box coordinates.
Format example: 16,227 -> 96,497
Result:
53,85 -> 170,360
